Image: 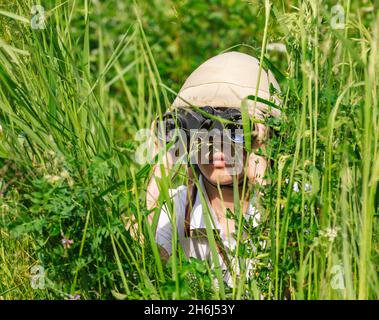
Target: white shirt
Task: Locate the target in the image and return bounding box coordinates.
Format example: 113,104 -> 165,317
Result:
155,176 -> 261,288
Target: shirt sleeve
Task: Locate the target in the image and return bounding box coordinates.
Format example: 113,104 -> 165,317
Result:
155,202 -> 173,254
155,186 -> 187,255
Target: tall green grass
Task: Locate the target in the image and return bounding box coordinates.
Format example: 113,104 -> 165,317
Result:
0,0 -> 378,299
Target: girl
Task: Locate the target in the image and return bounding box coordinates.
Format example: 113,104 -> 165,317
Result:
145,51 -> 281,288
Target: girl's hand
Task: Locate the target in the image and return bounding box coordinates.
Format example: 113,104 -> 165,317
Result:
146,121 -> 175,212
247,123 -> 269,186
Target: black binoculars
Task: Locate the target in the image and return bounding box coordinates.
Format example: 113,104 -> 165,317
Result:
155,106 -> 247,145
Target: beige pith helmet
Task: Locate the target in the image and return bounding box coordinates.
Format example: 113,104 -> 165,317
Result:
172,51 -> 281,120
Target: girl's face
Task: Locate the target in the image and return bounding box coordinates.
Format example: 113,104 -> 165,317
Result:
197,123 -> 269,187
197,144 -> 246,186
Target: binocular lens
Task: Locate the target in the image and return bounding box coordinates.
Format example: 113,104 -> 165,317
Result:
165,118 -> 176,133
156,114 -> 188,144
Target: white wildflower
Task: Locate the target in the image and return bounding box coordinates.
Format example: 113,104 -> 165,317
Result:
325,227 -> 338,242
267,42 -> 287,53
319,227 -> 339,242
293,182 -> 300,193
44,174 -> 61,184
304,183 -> 312,192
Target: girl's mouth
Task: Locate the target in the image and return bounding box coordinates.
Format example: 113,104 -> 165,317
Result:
203,147 -> 244,169
210,152 -> 227,168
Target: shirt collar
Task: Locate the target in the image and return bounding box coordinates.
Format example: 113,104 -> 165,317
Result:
190,175 -> 219,231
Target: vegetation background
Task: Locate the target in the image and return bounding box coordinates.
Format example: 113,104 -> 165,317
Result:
0,0 -> 378,299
